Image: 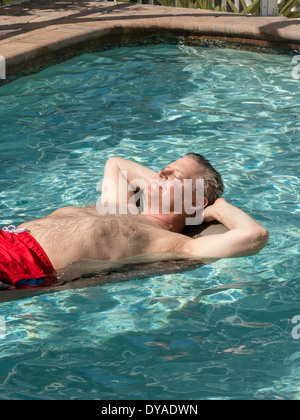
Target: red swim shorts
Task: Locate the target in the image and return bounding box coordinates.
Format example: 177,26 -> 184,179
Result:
0,227 -> 56,287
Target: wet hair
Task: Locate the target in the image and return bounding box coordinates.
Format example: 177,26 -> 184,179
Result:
184,152 -> 224,206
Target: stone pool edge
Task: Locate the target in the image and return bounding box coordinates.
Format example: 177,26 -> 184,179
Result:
0,2 -> 300,83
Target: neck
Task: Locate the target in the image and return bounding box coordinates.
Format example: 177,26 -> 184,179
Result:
141,211 -> 186,233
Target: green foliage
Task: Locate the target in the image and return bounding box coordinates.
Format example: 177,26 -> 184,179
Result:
1,0 -> 299,18
194,0 -> 214,9
242,0 -> 261,14
279,0 -> 300,17
157,0 -> 300,17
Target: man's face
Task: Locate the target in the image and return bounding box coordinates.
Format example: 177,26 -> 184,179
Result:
144,157 -> 205,215
157,157 -> 203,183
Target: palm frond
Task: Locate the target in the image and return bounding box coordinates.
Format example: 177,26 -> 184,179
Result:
227,0 -> 240,13
279,0 -> 300,16
242,0 -> 261,14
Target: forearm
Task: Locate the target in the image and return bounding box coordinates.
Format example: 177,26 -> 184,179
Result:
209,199 -> 266,232
190,198 -> 270,258
110,157 -> 156,187
101,157 -> 156,208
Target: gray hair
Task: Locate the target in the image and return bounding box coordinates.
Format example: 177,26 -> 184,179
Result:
184,153 -> 224,206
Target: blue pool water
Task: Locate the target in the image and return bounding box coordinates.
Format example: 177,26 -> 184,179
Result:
0,43 -> 299,400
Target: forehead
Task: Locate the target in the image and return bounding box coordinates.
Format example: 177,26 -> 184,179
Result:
168,157 -> 203,178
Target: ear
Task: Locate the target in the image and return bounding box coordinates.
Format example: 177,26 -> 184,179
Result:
192,196 -> 208,210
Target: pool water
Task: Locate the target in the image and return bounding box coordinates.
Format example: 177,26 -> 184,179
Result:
0,43 -> 299,400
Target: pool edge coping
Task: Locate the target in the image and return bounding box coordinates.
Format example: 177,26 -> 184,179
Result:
0,1 -> 300,83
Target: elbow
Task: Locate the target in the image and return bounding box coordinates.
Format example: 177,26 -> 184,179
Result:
105,156 -> 126,171
257,227 -> 269,248
249,227 -> 269,255
107,156 -> 122,165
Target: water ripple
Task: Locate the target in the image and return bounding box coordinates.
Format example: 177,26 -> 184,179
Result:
0,44 -> 299,400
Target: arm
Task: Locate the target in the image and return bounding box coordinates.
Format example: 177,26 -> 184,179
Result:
100,157 -> 157,210
183,198 -> 269,259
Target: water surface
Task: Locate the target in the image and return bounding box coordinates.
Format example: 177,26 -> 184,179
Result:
0,44 -> 299,400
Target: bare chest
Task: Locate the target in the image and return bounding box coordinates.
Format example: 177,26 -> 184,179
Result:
19,209 -> 182,269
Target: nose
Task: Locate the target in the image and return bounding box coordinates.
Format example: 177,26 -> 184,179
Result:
158,168 -> 171,179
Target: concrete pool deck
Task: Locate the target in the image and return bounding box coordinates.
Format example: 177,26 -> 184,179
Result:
0,0 -> 300,79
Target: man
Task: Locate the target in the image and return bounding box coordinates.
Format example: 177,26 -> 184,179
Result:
0,153 -> 268,287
